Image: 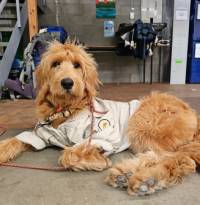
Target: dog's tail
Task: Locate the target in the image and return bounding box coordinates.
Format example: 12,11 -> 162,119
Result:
178,141 -> 200,172
178,116 -> 200,172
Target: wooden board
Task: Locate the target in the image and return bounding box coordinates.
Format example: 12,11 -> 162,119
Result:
27,0 -> 38,40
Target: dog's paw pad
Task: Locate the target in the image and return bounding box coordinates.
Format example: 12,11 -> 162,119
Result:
125,171 -> 133,178
145,178 -> 157,186
116,175 -> 128,188
139,184 -> 148,192
106,168 -> 134,188
116,175 -> 126,183
128,177 -> 162,196
138,184 -> 148,196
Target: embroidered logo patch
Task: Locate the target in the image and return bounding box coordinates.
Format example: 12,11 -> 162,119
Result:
98,119 -> 111,130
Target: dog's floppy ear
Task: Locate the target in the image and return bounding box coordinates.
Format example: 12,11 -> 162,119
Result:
34,54 -> 49,90
83,55 -> 101,98
35,64 -> 52,119
34,65 -> 44,89
34,61 -> 50,104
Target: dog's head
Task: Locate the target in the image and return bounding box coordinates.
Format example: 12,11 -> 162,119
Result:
35,41 -> 100,118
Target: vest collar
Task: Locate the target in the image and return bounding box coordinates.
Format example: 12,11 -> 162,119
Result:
45,97 -> 108,123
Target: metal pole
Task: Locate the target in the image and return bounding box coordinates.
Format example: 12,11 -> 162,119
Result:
150,55 -> 153,84
143,59 -> 146,83
16,0 -> 22,28
158,47 -> 162,82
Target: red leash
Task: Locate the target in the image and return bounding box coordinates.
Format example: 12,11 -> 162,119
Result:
84,101 -> 107,152
0,162 -> 66,171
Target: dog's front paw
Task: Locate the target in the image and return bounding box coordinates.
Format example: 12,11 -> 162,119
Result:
0,138 -> 26,163
58,145 -> 112,171
58,147 -> 80,170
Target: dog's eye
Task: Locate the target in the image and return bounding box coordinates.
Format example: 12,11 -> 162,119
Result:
52,61 -> 61,68
73,62 -> 80,69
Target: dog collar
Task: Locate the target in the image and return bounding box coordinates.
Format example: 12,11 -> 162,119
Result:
45,100 -> 107,124
46,106 -> 74,123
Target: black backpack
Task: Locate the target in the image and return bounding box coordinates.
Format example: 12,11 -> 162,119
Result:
116,19 -> 157,59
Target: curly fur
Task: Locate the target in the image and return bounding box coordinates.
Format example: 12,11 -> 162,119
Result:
35,41 -> 100,122
127,93 -> 198,153
0,41 -> 200,196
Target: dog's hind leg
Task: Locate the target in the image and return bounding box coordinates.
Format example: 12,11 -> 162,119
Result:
0,138 -> 28,163
127,152 -> 196,196
106,151 -> 159,189
106,151 -> 196,196
59,143 -> 112,171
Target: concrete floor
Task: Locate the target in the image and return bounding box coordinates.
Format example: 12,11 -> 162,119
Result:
1,130 -> 200,205
1,84 -> 200,205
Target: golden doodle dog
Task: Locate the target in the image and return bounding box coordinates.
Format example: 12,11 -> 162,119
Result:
1,41 -> 200,196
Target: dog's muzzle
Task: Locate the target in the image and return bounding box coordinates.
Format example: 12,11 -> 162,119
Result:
61,78 -> 74,91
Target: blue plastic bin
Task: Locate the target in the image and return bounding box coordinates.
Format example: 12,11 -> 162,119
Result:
187,0 -> 200,83
42,26 -> 68,43
31,26 -> 68,66
187,42 -> 200,83
190,1 -> 200,41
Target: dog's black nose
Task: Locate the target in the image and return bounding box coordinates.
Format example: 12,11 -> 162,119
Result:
61,78 -> 74,90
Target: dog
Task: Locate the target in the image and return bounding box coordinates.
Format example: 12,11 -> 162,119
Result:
0,41 -> 200,196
